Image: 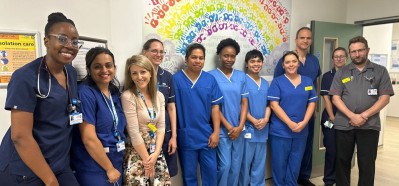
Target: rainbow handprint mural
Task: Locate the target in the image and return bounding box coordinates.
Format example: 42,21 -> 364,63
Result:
143,0 -> 291,76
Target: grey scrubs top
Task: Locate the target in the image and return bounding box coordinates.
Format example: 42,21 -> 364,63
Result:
329,61 -> 394,131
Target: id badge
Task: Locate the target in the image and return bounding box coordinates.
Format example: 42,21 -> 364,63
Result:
150,143 -> 156,154
116,141 -> 125,152
368,88 -> 377,96
69,112 -> 82,125
244,133 -> 252,139
323,120 -> 334,129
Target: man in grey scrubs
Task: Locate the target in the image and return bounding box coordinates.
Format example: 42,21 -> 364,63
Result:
329,36 -> 394,186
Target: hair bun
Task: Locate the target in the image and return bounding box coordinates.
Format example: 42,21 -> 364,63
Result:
44,12 -> 76,35
47,12 -> 67,23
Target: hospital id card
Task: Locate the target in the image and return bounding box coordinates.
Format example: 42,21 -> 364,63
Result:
323,120 -> 334,129
368,88 -> 377,95
150,143 -> 155,154
244,133 -> 252,139
116,141 -> 125,152
69,112 -> 82,125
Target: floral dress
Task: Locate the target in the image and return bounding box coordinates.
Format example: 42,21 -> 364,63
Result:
121,90 -> 171,186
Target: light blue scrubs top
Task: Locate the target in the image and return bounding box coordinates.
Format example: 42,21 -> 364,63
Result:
209,69 -> 249,138
244,75 -> 269,143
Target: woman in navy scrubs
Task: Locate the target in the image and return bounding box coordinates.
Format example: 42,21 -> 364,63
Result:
0,12 -> 81,186
71,47 -> 126,185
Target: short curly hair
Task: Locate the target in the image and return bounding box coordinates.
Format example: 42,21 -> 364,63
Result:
216,38 -> 240,55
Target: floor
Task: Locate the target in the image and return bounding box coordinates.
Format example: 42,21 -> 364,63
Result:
265,116 -> 399,186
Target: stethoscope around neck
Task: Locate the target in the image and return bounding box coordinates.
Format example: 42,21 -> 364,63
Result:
350,67 -> 374,84
35,57 -> 77,112
36,57 -> 69,98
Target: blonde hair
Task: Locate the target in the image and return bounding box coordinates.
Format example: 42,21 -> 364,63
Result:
124,55 -> 158,109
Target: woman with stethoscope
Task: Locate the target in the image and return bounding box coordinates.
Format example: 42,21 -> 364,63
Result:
0,12 -> 81,186
70,47 -> 126,186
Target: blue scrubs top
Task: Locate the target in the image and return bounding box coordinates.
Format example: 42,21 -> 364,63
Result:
245,75 -> 269,143
157,67 -> 175,132
0,57 -> 78,177
209,69 -> 249,138
173,70 -> 223,150
274,54 -> 321,85
320,68 -> 337,123
71,80 -> 126,172
267,75 -> 318,138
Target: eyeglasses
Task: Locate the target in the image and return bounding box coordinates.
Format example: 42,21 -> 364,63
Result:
47,34 -> 84,49
333,55 -> 346,60
148,49 -> 166,55
349,48 -> 367,55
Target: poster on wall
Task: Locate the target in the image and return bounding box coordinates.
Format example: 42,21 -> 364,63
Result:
369,54 -> 388,68
142,0 -> 291,77
0,31 -> 41,85
391,40 -> 399,71
71,36 -> 107,80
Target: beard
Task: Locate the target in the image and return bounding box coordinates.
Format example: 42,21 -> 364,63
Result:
351,56 -> 368,66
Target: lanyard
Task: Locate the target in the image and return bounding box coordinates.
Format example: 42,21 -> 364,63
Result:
136,89 -> 156,123
101,91 -> 120,140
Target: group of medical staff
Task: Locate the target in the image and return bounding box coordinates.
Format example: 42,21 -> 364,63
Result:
0,12 -> 323,186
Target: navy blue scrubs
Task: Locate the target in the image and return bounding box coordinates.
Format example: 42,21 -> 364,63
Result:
157,67 -> 178,177
320,68 -> 337,185
0,57 -> 79,185
71,80 -> 126,186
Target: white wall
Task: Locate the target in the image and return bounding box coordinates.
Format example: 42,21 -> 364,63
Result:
393,23 -> 399,40
289,0 -> 348,49
109,0 -> 143,82
363,24 -> 394,145
388,23 -> 399,117
346,0 -> 399,24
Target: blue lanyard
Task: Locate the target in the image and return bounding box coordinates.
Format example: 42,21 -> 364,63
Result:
136,89 -> 156,122
101,91 -> 120,139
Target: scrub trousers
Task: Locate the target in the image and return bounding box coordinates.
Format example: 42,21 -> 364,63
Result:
335,129 -> 379,186
321,124 -> 336,185
298,115 -> 315,181
0,167 -> 79,186
162,131 -> 178,177
217,135 -> 245,186
270,135 -> 307,186
239,141 -> 267,186
178,147 -> 217,186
